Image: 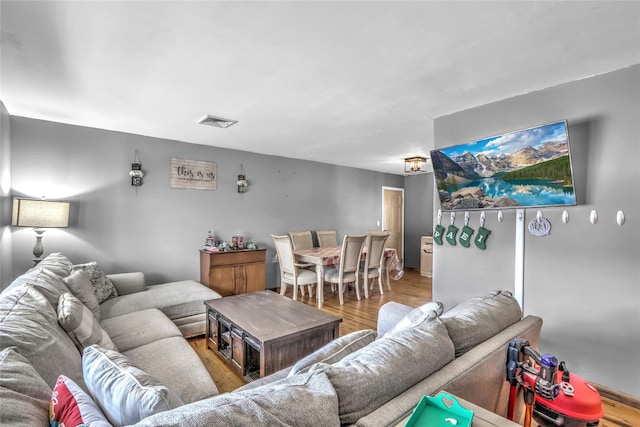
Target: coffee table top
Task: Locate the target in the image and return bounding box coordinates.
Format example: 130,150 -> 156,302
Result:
205,290 -> 342,342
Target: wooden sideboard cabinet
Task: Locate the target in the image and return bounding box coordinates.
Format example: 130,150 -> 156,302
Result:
199,249 -> 266,296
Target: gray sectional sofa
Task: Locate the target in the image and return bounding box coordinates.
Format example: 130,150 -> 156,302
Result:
0,251 -> 543,427
0,252 -> 223,425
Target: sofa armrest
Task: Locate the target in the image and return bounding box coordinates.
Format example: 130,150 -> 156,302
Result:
377,301 -> 414,336
106,272 -> 147,296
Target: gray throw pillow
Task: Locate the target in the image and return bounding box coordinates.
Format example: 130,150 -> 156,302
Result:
63,270 -> 102,321
288,329 -> 377,377
83,345 -> 184,425
57,293 -> 117,352
72,262 -> 118,304
310,316 -> 455,425
134,370 -> 340,427
440,290 -> 522,357
0,347 -> 52,426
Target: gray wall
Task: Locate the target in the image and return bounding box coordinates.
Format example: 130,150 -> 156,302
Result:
4,117 -> 404,288
0,102 -> 11,286
433,65 -> 640,396
404,172 -> 434,269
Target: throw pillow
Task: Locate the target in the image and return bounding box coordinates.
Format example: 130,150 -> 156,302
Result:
0,347 -> 52,426
386,301 -> 444,335
63,270 -> 102,321
287,329 -> 377,377
57,293 -> 117,352
134,370 -> 340,427
72,262 -> 118,304
50,375 -> 111,427
440,290 -> 523,357
310,315 -> 455,425
82,345 -> 184,426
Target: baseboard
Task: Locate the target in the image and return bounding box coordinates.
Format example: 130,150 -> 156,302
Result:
592,382 -> 640,409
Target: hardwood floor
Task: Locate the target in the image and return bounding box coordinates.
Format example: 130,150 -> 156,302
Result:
189,269 -> 639,426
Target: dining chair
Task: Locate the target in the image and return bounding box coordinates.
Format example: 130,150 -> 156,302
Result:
323,234 -> 367,305
359,231 -> 390,298
289,231 -> 313,250
316,230 -> 338,248
288,231 -> 315,293
271,234 -> 317,301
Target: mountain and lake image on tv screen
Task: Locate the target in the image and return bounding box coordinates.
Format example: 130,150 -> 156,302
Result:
431,120 -> 577,211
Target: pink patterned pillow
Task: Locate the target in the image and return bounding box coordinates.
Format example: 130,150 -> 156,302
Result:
49,375 -> 111,427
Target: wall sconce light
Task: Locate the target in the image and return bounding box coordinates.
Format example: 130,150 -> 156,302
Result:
12,198 -> 70,265
129,151 -> 144,186
237,164 -> 248,193
404,156 -> 428,174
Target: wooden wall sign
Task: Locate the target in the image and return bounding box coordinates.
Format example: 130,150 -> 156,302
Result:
170,158 -> 217,190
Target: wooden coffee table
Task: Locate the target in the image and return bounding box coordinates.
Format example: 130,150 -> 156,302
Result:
205,290 -> 342,382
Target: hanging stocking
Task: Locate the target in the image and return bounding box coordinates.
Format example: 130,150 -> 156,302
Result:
459,225 -> 475,248
474,226 -> 491,250
445,225 -> 459,246
433,224 -> 445,245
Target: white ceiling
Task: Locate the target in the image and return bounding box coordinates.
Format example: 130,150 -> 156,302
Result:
1,1 -> 639,175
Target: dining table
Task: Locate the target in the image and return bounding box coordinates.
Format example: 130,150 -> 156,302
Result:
294,245 -> 397,308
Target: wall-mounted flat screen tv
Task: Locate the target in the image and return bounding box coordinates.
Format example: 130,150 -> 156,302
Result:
431,120 -> 576,211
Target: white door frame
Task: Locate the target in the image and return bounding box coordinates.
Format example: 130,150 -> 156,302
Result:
381,186 -> 404,261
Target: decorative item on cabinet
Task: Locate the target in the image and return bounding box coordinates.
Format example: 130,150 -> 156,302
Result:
200,248 -> 266,296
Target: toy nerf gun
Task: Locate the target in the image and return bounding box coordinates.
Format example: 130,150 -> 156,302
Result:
506,338 -> 603,427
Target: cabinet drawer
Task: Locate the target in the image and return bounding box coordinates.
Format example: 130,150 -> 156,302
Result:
208,250 -> 266,267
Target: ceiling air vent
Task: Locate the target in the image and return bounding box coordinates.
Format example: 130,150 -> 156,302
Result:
198,114 -> 238,128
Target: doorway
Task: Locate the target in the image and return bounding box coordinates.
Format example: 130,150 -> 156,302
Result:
382,187 -> 404,262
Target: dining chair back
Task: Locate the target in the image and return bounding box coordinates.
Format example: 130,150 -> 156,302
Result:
272,234 -> 316,301
360,231 -> 390,298
289,231 -> 313,250
316,230 -> 338,248
323,234 -> 367,305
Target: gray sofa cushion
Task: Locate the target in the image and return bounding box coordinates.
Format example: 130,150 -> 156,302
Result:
311,316 -> 455,425
133,370 -> 340,427
83,345 -> 184,426
4,267 -> 71,310
0,347 -> 52,426
440,290 -> 522,356
123,336 -> 219,404
355,315 -> 544,427
288,329 -> 377,377
30,252 -> 74,277
63,269 -> 102,321
100,280 -> 220,322
0,285 -> 85,390
100,308 -> 182,352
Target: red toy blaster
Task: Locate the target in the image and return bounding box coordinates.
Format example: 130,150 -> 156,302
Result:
506,338 -> 604,427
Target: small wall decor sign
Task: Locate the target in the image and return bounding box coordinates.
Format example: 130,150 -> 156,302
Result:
170,158 -> 217,190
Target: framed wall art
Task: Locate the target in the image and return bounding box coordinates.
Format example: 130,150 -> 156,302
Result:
170,158 -> 217,190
